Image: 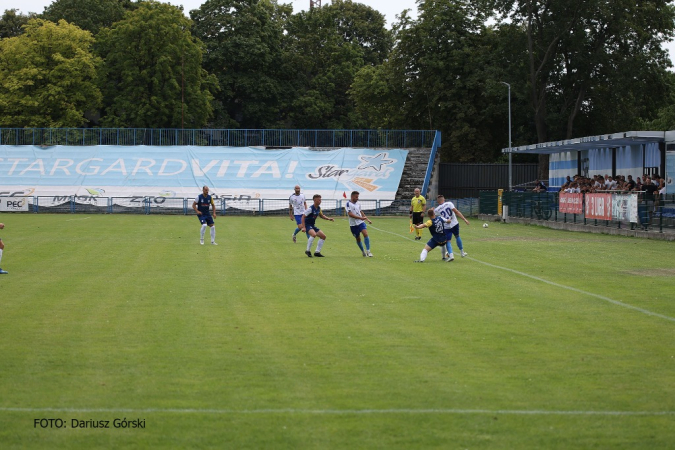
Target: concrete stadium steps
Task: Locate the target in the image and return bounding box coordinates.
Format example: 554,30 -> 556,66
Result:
395,147 -> 434,200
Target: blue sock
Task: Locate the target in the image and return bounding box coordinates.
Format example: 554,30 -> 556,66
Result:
356,240 -> 364,252
446,241 -> 453,255
293,227 -> 300,236
456,236 -> 463,251
364,237 -> 370,251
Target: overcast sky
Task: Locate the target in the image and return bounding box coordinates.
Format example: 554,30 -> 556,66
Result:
7,0 -> 675,62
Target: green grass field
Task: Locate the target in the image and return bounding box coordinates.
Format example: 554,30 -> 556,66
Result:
0,213 -> 674,449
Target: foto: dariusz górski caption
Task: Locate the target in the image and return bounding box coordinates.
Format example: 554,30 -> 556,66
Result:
33,418 -> 146,429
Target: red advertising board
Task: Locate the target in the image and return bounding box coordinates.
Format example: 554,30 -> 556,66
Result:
559,193 -> 583,214
584,193 -> 612,220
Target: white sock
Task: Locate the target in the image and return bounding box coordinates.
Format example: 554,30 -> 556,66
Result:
0,248 -> 3,264
316,239 -> 325,252
306,236 -> 315,252
200,224 -> 207,239
420,248 -> 428,262
210,226 -> 216,242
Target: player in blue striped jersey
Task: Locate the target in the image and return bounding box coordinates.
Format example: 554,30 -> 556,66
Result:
413,208 -> 452,262
300,194 -> 334,257
192,185 -> 217,245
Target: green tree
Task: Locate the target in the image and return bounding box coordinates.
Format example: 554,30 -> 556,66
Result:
190,0 -> 291,128
97,1 -> 217,128
352,1 -> 506,161
284,0 -> 391,128
0,19 -> 101,127
41,0 -> 132,35
0,9 -> 36,38
490,0 -> 675,174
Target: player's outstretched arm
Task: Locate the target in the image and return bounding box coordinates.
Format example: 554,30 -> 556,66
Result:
454,208 -> 469,225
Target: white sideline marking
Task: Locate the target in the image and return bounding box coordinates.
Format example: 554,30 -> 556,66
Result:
472,259 -> 675,323
1,407 -> 674,416
369,225 -> 675,323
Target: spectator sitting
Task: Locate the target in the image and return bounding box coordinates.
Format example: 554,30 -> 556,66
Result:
533,179 -> 547,192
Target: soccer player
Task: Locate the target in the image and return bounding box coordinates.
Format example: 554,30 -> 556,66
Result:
0,222 -> 7,274
413,208 -> 452,262
300,194 -> 334,257
345,190 -> 373,257
289,185 -> 307,243
434,194 -> 470,261
410,188 -> 426,240
192,185 -> 217,245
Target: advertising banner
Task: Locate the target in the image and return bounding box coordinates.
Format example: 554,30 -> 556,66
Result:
0,146 -> 409,209
559,193 -> 583,214
584,193 -> 612,220
611,193 -> 638,222
0,196 -> 30,212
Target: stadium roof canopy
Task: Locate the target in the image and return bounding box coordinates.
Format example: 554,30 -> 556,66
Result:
501,131 -> 668,155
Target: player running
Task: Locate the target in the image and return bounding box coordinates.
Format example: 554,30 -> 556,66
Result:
413,208 -> 452,263
192,185 -> 217,245
434,194 -> 470,261
345,190 -> 373,257
0,222 -> 7,274
289,185 -> 307,243
300,194 -> 334,257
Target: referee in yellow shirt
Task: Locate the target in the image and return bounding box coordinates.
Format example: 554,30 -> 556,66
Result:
410,188 -> 426,240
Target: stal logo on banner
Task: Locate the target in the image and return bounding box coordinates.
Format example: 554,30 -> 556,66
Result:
306,152 -> 396,192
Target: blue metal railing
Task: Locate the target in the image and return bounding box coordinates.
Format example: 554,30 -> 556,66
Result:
421,131 -> 442,196
7,196 -> 478,217
0,128 -> 439,149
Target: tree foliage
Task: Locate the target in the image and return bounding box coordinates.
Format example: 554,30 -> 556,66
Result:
352,1 -> 506,161
1,9 -> 36,38
191,0 -> 291,128
284,0 -> 392,129
41,0 -> 132,35
0,19 -> 101,127
97,1 -> 218,128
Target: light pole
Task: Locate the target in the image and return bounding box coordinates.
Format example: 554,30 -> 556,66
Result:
500,81 -> 512,191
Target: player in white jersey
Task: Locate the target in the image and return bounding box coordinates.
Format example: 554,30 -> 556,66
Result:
345,191 -> 373,257
434,194 -> 470,261
289,185 -> 307,243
